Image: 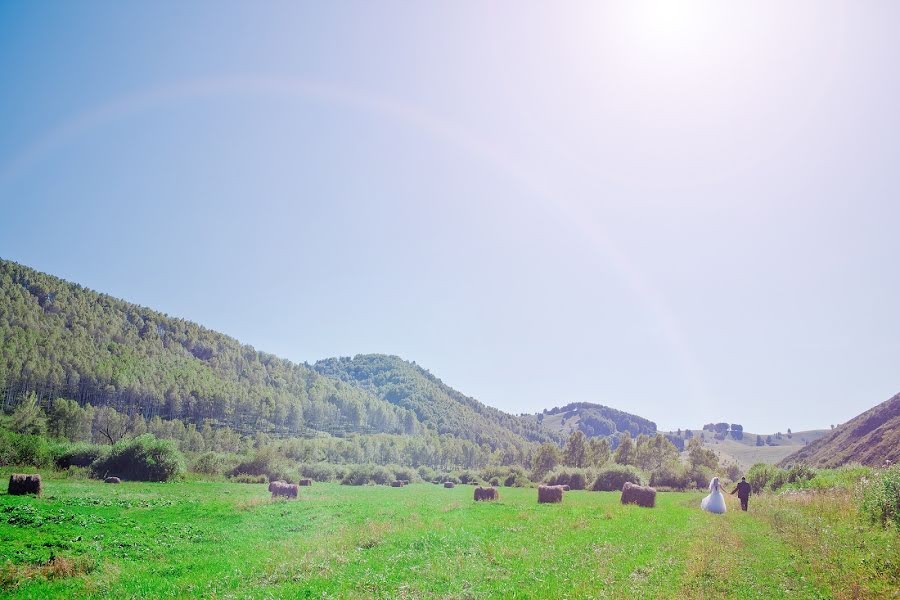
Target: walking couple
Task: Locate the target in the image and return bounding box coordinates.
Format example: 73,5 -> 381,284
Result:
701,476 -> 752,513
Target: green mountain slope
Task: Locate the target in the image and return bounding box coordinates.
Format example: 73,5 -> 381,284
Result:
314,354 -> 561,450
0,257 -> 420,437
521,402 -> 657,440
779,393 -> 900,468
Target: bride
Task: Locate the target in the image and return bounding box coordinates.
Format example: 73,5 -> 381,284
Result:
701,476 -> 727,514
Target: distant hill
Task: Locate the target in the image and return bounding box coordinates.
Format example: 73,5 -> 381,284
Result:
678,429 -> 830,471
0,258 -> 550,451
314,355 -> 560,449
779,393 -> 900,468
521,402 -> 656,441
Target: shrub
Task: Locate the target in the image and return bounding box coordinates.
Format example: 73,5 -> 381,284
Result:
226,447 -> 294,483
90,434 -> 184,482
391,466 -> 419,483
456,470 -> 480,485
687,465 -> 715,490
299,463 -> 337,483
860,464 -> 899,529
591,465 -> 644,491
544,467 -> 589,490
747,463 -> 777,494
56,443 -> 106,469
0,430 -> 56,468
190,451 -> 227,476
649,463 -> 691,490
230,473 -> 267,484
341,464 -> 393,486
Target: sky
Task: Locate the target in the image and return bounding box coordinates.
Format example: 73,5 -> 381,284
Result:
1,2 -> 898,433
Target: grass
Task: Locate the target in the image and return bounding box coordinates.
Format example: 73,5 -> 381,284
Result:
0,469 -> 896,598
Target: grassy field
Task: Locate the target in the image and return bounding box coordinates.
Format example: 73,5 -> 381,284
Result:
1,472 -> 896,599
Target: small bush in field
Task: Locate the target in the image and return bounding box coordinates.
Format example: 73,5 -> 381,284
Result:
544,468 -> 589,490
747,463 -> 777,494
649,463 -> 691,490
341,464 -> 393,486
230,473 -> 267,484
55,443 -> 105,469
190,451 -> 226,476
591,465 -> 644,491
227,447 -> 294,483
0,430 -> 56,468
861,464 -> 899,529
90,434 -> 184,482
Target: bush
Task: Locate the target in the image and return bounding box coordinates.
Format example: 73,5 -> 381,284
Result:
230,473 -> 267,484
226,447 -> 295,483
341,464 -> 393,486
298,463 -> 339,483
90,434 -> 184,482
56,443 -> 105,469
747,463 -> 777,494
0,430 -> 57,468
190,451 -> 227,476
391,466 -> 419,483
456,470 -> 480,485
861,464 -> 899,529
591,465 -> 644,491
649,463 -> 691,490
544,467 -> 589,490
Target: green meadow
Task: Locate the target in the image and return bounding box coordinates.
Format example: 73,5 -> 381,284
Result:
1,472 -> 896,599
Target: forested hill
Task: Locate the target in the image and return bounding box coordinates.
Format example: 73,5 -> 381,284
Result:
314,355 -> 562,449
0,258 -> 560,452
522,402 -> 657,440
0,258 -> 420,438
780,392 -> 900,468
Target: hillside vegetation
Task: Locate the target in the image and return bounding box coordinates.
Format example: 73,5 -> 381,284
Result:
523,402 -> 656,440
780,392 -> 900,468
0,258 -> 552,454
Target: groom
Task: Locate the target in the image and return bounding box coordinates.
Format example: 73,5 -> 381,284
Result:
731,476 -> 752,511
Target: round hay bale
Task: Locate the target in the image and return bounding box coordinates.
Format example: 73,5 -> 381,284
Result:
391,480 -> 403,487
443,481 -> 455,488
562,485 -> 571,491
8,474 -> 42,496
474,486 -> 499,501
104,477 -> 121,484
298,479 -> 312,486
538,485 -> 563,504
620,481 -> 656,508
270,481 -> 299,499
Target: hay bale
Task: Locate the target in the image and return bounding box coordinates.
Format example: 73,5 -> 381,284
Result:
298,479 -> 312,486
561,485 -> 571,491
400,479 -> 409,486
443,481 -> 455,488
104,477 -> 121,484
538,485 -> 563,503
474,486 -> 499,501
620,481 -> 656,508
391,480 -> 403,487
8,474 -> 42,496
270,481 -> 299,499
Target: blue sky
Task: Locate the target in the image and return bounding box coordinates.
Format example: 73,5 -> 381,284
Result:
1,2 -> 898,432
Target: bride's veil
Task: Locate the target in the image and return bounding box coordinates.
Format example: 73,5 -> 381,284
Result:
708,477 -> 719,493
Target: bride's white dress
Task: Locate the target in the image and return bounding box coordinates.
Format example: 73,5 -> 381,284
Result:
701,477 -> 727,514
